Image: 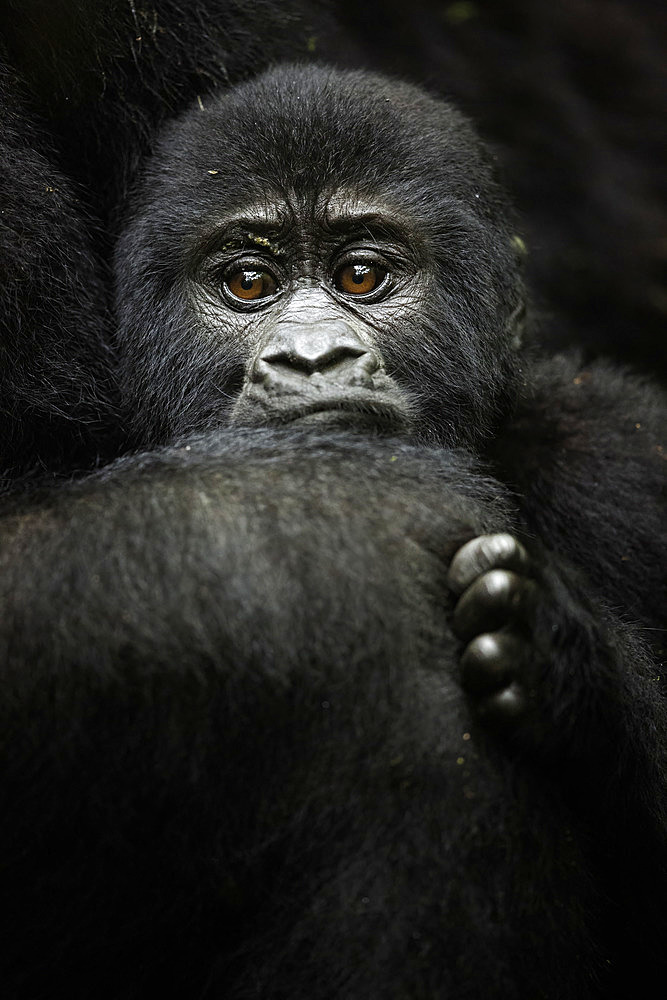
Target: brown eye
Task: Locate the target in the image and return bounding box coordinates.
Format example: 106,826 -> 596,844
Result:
335,263 -> 386,296
225,269 -> 277,301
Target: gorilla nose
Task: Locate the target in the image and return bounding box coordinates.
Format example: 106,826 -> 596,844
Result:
253,322 -> 380,386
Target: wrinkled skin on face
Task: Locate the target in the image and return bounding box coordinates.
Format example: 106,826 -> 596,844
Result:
115,65 -> 525,450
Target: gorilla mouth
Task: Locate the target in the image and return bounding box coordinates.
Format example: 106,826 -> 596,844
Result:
231,387 -> 413,435
289,399 -> 411,433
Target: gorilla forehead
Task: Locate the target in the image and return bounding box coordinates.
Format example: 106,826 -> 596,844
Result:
146,64 -> 509,230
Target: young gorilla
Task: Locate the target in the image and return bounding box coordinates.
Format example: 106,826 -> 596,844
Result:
117,64 -> 665,667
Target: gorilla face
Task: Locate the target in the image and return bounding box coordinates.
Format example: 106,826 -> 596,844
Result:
193,188 -> 423,438
116,65 -> 525,449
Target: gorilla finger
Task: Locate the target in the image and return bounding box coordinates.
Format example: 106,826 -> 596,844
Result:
476,682 -> 529,729
447,533 -> 531,595
452,569 -> 537,641
461,632 -> 527,696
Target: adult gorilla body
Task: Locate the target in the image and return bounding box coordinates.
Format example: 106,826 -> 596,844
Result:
0,64 -> 665,997
0,430 -> 658,999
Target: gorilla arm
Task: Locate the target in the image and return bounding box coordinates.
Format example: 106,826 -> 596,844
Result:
1,429 -> 665,996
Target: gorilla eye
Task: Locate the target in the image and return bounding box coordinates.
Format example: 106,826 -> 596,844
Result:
225,268 -> 277,302
335,263 -> 387,296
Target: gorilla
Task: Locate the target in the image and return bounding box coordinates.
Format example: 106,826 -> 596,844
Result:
1,62 -> 665,998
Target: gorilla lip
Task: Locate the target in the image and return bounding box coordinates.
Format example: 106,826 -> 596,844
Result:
290,401 -> 411,433
231,390 -> 412,434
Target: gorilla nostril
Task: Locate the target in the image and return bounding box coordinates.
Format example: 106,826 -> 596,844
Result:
262,342 -> 365,376
255,323 -> 380,384
354,351 -> 381,377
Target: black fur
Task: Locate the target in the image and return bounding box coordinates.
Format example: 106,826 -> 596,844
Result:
1,1 -> 663,471
111,64 -> 667,993
0,1 -> 343,217
0,8 -> 665,997
0,1 -> 342,476
1,0 -> 662,414
0,430 -> 662,998
115,63 -> 666,651
0,59 -> 665,997
0,54 -> 118,477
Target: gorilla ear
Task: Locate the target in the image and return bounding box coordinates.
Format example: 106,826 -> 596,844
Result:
508,234 -> 529,351
510,234 -> 528,257
507,298 -> 526,351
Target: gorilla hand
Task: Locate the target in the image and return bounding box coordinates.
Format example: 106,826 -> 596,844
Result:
447,533 -> 540,729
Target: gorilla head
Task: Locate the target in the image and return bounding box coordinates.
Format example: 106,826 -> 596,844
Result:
116,65 -> 525,448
